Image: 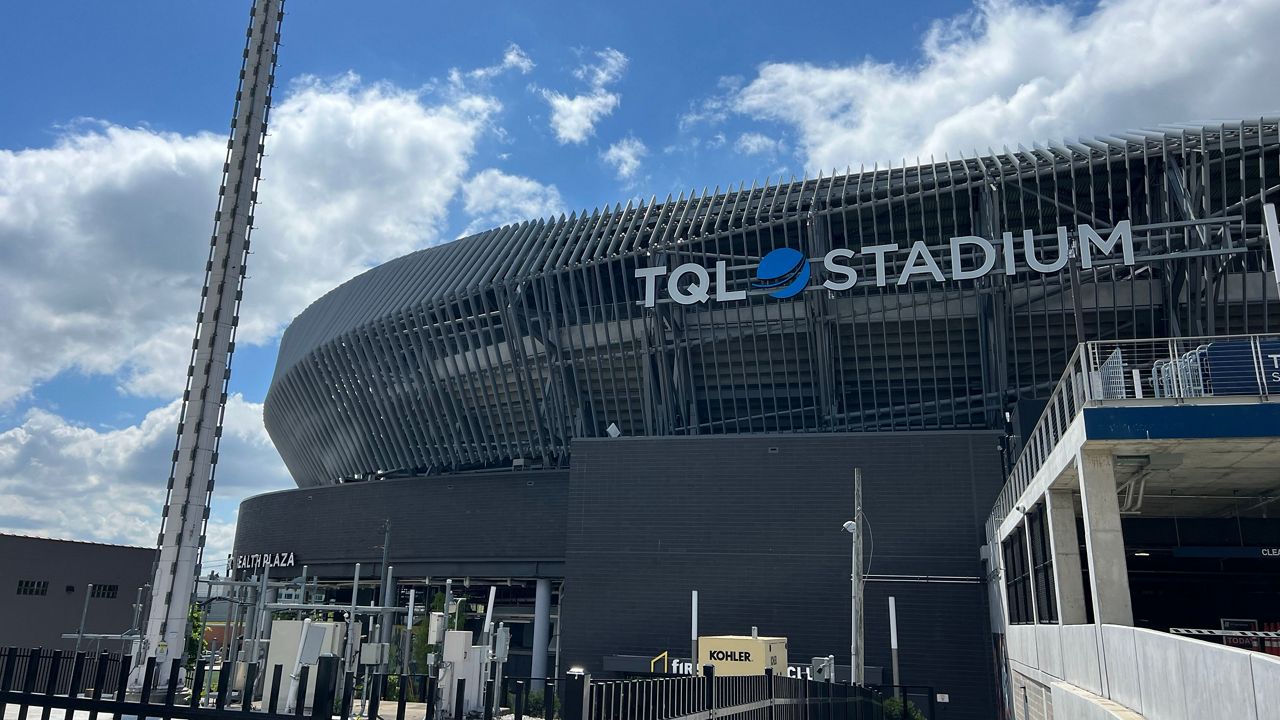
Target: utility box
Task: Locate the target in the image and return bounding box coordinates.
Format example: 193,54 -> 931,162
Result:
359,642 -> 390,666
427,612 -> 446,645
698,635 -> 787,676
440,631 -> 484,716
263,620 -> 344,710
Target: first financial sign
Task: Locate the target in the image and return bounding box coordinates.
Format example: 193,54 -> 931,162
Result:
635,221 -> 1135,308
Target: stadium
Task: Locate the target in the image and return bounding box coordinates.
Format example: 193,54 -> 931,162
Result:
234,119 -> 1280,720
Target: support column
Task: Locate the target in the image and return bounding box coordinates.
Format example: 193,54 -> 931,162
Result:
1075,450 -> 1134,626
1046,489 -> 1087,624
531,578 -> 552,691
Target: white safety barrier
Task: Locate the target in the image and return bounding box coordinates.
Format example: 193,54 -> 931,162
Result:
1007,623 -> 1280,720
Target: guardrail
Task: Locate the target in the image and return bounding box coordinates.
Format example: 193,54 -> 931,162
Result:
987,333 -> 1280,535
1005,623 -> 1280,720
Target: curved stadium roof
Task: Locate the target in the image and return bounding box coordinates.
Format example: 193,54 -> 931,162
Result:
266,120 -> 1280,486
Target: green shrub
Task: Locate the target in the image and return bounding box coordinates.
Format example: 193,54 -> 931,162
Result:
883,696 -> 926,720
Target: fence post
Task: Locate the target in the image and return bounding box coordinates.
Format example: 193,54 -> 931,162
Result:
268,665 -> 283,715
366,674 -> 382,720
17,648 -> 40,720
241,661 -> 258,712
295,666 -> 310,719
398,674 -> 409,720
87,653 -> 111,720
190,660 -> 207,709
339,672 -> 355,720
562,673 -> 588,720
41,649 -> 63,720
764,669 -> 775,720
702,665 -> 715,714
423,675 -> 437,720
312,656 -> 340,720
513,680 -> 526,720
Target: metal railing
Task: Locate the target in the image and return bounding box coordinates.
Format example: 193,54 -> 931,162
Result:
578,668 -> 889,720
987,333 -> 1280,535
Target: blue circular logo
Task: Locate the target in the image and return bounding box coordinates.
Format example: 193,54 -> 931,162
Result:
753,248 -> 811,299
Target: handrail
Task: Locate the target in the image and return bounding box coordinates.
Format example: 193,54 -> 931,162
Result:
987,333 -> 1279,537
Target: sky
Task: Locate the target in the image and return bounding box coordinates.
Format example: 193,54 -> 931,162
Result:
1,0 -> 1278,566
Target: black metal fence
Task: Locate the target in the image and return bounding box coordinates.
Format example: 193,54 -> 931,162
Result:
0,647 -> 346,720
2,648 -> 894,720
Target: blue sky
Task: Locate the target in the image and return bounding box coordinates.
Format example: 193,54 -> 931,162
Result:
1,0 -> 1276,561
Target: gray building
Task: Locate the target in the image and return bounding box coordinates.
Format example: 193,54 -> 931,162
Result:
234,120 -> 1280,720
0,534 -> 154,652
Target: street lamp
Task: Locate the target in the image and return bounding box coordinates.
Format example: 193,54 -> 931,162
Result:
842,520 -> 859,684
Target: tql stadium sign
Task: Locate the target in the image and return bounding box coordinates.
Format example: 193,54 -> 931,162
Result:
634,221 -> 1135,308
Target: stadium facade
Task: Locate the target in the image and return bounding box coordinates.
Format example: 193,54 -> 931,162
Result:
235,120 -> 1280,720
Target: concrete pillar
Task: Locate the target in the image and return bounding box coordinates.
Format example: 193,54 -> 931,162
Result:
531,578 -> 552,690
1045,489 -> 1087,624
1075,449 -> 1134,626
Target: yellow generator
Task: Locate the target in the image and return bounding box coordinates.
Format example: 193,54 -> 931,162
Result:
697,632 -> 787,676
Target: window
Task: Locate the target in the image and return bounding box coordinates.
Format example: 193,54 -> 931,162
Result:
16,580 -> 48,596
1002,529 -> 1034,624
91,584 -> 119,599
1027,504 -> 1059,624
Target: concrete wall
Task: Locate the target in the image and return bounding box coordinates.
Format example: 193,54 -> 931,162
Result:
1008,622 -> 1280,720
1050,683 -> 1142,720
1009,669 -> 1053,720
562,431 -> 1004,720
233,470 -> 568,579
0,534 -> 154,651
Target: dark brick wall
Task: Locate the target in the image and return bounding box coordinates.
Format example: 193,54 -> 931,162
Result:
561,432 -> 1003,720
234,470 -> 568,579
0,535 -> 154,651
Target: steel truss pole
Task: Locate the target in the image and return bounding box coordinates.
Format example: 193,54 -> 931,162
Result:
133,0 -> 284,687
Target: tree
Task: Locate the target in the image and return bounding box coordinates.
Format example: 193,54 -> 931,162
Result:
186,604 -> 207,668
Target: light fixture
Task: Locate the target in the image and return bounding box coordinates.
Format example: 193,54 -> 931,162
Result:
1133,551 -> 1150,557
568,666 -> 586,676
842,521 -> 856,533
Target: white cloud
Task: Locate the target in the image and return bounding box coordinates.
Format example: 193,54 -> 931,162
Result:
0,52 -> 573,559
602,137 -> 648,181
0,394 -> 287,565
538,48 -> 629,144
733,0 -> 1280,172
0,73 -> 498,405
573,47 -> 627,88
678,75 -> 742,131
734,132 -> 784,157
460,168 -> 565,235
457,43 -> 535,83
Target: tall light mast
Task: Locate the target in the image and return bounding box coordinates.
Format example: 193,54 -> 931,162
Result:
135,0 -> 284,681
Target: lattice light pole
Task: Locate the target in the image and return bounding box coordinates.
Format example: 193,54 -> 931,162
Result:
134,0 -> 284,683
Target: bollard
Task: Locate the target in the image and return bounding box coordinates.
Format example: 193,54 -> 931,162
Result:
513,680 -> 526,720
